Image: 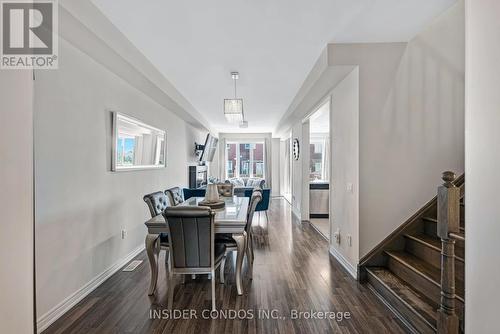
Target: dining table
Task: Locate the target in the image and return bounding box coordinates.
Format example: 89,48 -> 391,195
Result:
144,196 -> 250,295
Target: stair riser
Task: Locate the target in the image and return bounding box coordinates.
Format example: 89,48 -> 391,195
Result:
366,271 -> 436,334
404,238 -> 464,280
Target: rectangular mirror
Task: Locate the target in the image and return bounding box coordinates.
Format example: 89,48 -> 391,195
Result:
112,112 -> 166,171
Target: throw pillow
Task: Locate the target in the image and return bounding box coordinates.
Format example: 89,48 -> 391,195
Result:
247,178 -> 264,188
229,177 -> 245,187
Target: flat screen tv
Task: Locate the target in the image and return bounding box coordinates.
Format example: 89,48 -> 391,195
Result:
199,134 -> 218,162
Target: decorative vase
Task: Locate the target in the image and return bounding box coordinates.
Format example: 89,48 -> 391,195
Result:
204,184 -> 220,203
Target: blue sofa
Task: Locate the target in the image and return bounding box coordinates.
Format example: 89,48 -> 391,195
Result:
183,188 -> 206,200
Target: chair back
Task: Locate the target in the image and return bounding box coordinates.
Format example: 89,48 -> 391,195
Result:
217,183 -> 234,197
165,187 -> 184,206
246,190 -> 262,232
143,191 -> 171,217
244,188 -> 270,211
163,206 -> 215,269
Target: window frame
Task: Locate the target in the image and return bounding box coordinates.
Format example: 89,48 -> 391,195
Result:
225,140 -> 265,179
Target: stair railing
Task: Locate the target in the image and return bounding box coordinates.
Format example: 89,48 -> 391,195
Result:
437,171 -> 460,334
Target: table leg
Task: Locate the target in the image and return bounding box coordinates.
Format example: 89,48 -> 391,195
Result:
232,231 -> 247,295
146,233 -> 160,295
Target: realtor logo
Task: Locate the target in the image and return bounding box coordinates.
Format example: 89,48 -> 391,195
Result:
1,0 -> 58,69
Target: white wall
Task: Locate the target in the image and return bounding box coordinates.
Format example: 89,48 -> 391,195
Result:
301,121 -> 310,221
465,0 -> 500,331
329,68 -> 360,275
34,5 -> 205,330
329,1 -> 465,258
279,138 -> 292,202
271,138 -> 281,196
0,72 -> 35,334
290,123 -> 303,218
278,1 -> 464,268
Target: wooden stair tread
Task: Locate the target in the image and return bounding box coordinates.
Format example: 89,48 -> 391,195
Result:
423,217 -> 466,238
404,233 -> 441,250
385,250 -> 464,299
366,267 -> 438,328
404,234 -> 465,262
422,217 -> 438,223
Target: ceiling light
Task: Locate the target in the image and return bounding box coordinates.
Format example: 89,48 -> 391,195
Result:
224,72 -> 244,123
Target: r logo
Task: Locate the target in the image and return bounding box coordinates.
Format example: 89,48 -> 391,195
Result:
2,1 -> 53,54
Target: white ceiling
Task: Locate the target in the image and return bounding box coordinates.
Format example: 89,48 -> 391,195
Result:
91,0 -> 456,134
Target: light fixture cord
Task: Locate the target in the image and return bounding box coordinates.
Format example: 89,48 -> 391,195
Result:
232,74 -> 244,121
234,77 -> 237,98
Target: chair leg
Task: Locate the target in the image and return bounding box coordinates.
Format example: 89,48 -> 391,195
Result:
246,247 -> 253,280
220,255 -> 226,284
211,270 -> 216,311
146,234 -> 160,296
167,273 -> 175,310
181,274 -> 186,284
166,248 -> 172,273
250,234 -> 254,262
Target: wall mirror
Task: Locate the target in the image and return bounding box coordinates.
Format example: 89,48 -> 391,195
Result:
112,112 -> 166,171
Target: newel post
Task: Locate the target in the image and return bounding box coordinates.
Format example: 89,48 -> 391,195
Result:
437,171 -> 460,334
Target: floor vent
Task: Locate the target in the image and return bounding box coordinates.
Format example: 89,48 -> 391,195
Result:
122,260 -> 143,272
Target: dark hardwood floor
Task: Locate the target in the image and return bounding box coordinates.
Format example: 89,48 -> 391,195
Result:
42,198 -> 405,334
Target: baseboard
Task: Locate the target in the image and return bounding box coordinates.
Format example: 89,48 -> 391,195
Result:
36,244 -> 145,333
329,246 -> 357,279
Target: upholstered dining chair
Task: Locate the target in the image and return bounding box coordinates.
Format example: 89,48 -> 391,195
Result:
163,206 -> 225,311
218,190 -> 262,284
143,191 -> 171,295
165,187 -> 184,206
217,183 -> 234,197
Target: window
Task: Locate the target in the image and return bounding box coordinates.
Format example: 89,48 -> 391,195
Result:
309,138 -> 328,181
117,136 -> 136,166
225,141 -> 265,179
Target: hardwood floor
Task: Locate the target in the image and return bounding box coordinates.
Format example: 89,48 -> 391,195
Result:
42,198 -> 405,334
309,218 -> 330,240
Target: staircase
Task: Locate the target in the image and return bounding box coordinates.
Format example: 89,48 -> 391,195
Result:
359,172 -> 464,334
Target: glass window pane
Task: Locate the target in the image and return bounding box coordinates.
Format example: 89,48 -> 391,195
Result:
252,143 -> 264,178
226,143 -> 237,178
118,137 -> 135,166
239,143 -> 250,177
310,141 -> 323,181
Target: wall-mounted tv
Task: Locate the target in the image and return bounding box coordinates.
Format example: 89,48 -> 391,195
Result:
199,134 -> 218,162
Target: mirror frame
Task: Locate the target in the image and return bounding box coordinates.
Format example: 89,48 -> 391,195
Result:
111,111 -> 167,172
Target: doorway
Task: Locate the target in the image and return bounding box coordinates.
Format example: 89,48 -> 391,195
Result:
308,100 -> 330,240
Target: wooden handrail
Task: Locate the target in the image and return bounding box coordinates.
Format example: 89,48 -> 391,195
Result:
449,232 -> 465,242
436,171 -> 460,334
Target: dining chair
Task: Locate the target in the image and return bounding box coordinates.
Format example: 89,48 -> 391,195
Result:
163,206 -> 225,311
165,187 -> 184,206
244,187 -> 270,222
218,190 -> 262,284
143,191 -> 171,295
217,183 -> 234,197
